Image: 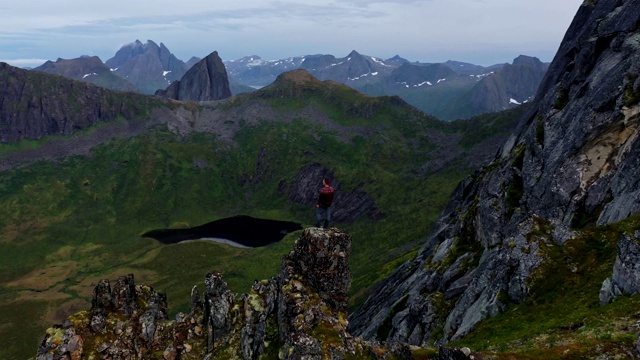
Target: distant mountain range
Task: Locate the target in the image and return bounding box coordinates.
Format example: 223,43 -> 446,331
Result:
30,40 -> 548,120
105,39 -> 190,94
34,56 -> 138,92
224,52 -> 549,120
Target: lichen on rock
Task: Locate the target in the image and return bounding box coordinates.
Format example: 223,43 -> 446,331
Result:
35,228 -> 410,360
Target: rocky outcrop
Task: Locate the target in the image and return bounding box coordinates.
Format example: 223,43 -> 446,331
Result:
433,346 -> 473,360
0,62 -> 157,143
600,231 -> 640,304
350,0 -> 640,346
156,51 -> 232,102
35,274 -> 180,360
35,228 -> 410,359
278,228 -> 353,358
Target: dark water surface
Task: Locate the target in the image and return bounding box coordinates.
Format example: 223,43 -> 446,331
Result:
142,215 -> 303,248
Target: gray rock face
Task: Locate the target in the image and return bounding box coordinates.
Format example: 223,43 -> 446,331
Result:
289,227 -> 351,311
600,232 -> 640,304
241,279 -> 278,360
0,62 -> 153,143
350,0 -> 640,345
156,50 -> 232,101
203,272 -> 235,351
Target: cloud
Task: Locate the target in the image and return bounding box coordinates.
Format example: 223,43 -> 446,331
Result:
0,0 -> 584,66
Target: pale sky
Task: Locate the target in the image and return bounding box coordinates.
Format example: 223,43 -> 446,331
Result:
0,0 -> 584,68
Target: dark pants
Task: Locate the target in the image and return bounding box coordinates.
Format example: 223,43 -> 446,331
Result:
316,206 -> 331,228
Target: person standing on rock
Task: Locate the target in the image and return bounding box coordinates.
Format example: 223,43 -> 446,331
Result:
316,177 -> 335,228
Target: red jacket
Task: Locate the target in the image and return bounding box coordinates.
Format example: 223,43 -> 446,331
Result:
317,185 -> 334,207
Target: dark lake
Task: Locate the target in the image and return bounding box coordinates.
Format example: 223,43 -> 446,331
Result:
142,215 -> 303,248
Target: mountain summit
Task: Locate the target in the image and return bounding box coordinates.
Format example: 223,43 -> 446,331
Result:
105,39 -> 189,94
155,50 -> 231,101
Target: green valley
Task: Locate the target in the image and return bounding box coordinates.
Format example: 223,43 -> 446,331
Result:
0,68 -> 522,359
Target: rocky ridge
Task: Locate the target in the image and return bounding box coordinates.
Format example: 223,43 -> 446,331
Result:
33,56 -> 138,93
35,228 -> 412,360
350,0 -> 640,347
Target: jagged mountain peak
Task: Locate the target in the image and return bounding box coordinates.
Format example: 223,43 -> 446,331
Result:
136,39 -> 159,49
155,50 -> 231,101
126,39 -> 144,48
347,49 -> 362,58
104,39 -> 189,94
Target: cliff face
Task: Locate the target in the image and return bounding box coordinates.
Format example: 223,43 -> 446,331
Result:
156,51 -> 232,102
349,0 -> 640,345
0,62 -> 155,143
35,228 -> 410,360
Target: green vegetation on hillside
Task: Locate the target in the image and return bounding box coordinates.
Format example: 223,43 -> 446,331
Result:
0,72 -> 523,358
451,214 -> 640,359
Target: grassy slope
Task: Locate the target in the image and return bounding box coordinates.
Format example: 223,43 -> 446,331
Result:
440,214 -> 640,359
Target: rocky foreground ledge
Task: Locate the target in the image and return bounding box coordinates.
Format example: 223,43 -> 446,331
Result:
34,228 -> 420,360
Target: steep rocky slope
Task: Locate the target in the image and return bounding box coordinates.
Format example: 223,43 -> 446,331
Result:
34,228 -> 412,360
350,0 -> 640,347
0,62 -> 159,143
